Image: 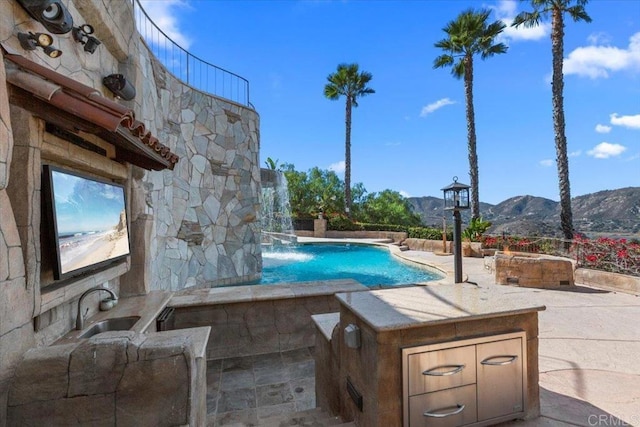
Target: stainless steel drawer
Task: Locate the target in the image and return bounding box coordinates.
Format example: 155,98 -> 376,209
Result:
476,337 -> 524,421
408,345 -> 476,395
409,384 -> 477,427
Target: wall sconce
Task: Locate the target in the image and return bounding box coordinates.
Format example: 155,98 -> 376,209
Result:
72,24 -> 101,54
103,74 -> 136,101
18,32 -> 62,58
16,0 -> 73,34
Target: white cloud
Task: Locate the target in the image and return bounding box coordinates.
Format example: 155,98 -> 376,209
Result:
595,124 -> 612,134
328,161 -> 345,174
569,150 -> 582,157
539,159 -> 553,167
610,113 -> 640,129
564,32 -> 640,79
420,98 -> 455,117
587,142 -> 627,159
385,141 -> 401,147
494,0 -> 550,42
140,0 -> 192,49
587,32 -> 613,46
399,190 -> 411,198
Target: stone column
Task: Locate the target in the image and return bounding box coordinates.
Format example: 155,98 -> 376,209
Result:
314,218 -> 327,238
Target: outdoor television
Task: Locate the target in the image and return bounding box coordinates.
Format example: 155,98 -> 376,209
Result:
42,165 -> 130,280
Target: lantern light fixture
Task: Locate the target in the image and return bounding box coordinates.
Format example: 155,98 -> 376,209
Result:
18,31 -> 62,58
442,176 -> 471,211
441,176 -> 471,283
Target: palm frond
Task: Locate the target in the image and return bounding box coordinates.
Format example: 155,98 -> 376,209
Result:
452,60 -> 466,79
324,63 -> 374,104
433,54 -> 454,69
434,8 -> 507,73
512,11 -> 541,28
323,84 -> 341,100
566,5 -> 592,22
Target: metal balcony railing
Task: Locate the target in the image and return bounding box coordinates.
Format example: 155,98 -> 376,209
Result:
482,235 -> 640,277
131,0 -> 251,107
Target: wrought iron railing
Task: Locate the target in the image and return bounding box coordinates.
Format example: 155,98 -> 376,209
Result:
131,0 -> 251,107
482,235 -> 640,277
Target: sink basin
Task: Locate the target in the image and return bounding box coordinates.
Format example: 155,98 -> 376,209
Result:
80,316 -> 141,338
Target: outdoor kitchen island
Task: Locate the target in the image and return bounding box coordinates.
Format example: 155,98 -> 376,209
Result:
316,284 -> 545,427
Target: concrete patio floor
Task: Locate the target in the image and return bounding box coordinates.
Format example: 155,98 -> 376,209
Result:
398,248 -> 640,426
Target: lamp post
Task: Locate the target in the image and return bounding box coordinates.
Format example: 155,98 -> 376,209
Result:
442,177 -> 470,283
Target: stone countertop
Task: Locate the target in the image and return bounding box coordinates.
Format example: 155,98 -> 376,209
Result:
335,284 -> 546,332
57,290 -> 172,342
169,279 -> 368,308
142,326 -> 211,359
311,312 -> 340,341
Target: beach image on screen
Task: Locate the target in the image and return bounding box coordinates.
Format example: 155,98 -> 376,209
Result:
52,170 -> 129,275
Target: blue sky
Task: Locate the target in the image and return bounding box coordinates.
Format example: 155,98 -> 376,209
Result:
141,0 -> 640,205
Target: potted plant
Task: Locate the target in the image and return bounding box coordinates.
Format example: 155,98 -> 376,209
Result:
462,217 -> 491,257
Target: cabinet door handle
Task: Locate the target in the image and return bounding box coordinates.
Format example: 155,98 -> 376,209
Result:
422,364 -> 465,376
481,355 -> 518,366
423,404 -> 465,418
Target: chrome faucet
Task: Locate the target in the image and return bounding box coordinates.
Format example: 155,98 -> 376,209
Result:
75,287 -> 118,330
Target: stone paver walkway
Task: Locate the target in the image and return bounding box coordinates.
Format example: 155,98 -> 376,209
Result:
207,348 -> 316,427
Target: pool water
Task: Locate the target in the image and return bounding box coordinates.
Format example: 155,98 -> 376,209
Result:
261,244 -> 442,286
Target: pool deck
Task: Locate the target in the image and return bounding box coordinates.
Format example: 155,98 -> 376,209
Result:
297,237 -> 640,426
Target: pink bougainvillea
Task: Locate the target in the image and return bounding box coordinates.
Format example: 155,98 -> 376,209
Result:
574,237 -> 639,276
482,235 -> 640,277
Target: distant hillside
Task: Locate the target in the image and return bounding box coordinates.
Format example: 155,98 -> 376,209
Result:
408,187 -> 640,238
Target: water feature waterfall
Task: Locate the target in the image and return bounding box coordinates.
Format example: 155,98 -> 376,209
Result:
260,169 -> 297,245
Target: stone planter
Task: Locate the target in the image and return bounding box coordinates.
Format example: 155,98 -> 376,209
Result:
493,251 -> 575,288
462,241 -> 473,257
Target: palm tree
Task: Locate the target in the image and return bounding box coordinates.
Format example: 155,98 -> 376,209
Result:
434,9 -> 507,220
512,1 -> 591,241
324,63 -> 375,216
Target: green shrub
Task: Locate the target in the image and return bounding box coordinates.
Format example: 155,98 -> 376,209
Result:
328,216 -> 363,231
360,223 -> 408,233
408,227 -> 452,241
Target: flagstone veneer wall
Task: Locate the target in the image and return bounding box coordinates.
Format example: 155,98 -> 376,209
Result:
128,56 -> 261,292
0,0 -> 261,421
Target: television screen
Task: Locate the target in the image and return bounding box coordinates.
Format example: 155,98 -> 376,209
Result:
43,165 -> 130,280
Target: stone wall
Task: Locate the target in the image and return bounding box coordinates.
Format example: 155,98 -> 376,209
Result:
0,16 -> 36,427
575,268 -> 640,295
169,281 -> 368,360
0,0 -> 261,421
323,230 -> 408,242
129,57 -> 261,292
173,294 -> 340,360
403,238 -> 452,253
7,328 -> 208,426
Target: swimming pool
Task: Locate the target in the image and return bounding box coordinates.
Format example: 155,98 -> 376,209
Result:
261,244 -> 442,286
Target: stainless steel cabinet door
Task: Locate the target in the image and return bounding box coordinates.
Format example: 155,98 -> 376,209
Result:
409,384 -> 477,427
408,345 -> 476,395
476,338 -> 524,421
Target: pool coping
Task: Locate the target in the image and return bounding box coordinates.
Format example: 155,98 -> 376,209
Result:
169,278 -> 369,308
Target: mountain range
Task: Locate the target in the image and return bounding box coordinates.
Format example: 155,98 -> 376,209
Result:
408,187 -> 640,238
